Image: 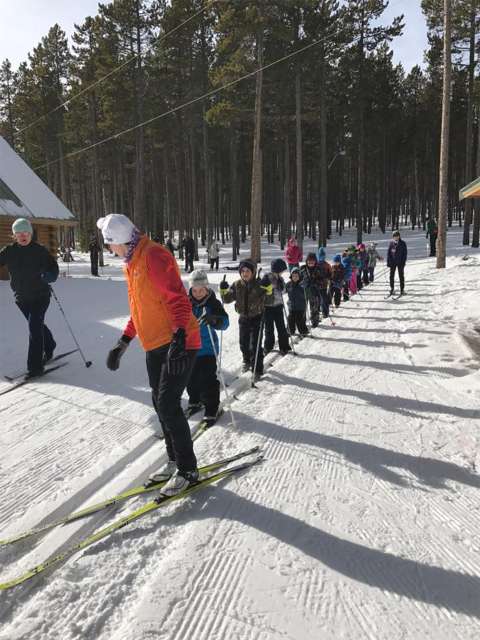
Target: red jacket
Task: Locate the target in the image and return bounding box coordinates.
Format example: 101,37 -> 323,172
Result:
285,239 -> 303,265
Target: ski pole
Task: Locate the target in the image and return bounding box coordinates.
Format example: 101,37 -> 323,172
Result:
219,275 -> 227,374
205,322 -> 237,429
281,296 -> 296,354
49,286 -> 92,367
252,313 -> 265,388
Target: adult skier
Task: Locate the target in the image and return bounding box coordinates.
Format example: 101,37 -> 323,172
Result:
97,213 -> 201,496
387,230 -> 408,296
89,234 -> 100,276
181,236 -> 195,273
0,218 -> 58,378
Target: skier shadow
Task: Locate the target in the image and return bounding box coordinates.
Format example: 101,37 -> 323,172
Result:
328,325 -> 449,337
268,370 -> 478,423
114,478 -> 480,619
316,335 -> 428,350
294,352 -> 468,378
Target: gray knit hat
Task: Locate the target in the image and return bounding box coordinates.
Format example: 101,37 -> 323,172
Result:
12,218 -> 33,234
189,269 -> 209,288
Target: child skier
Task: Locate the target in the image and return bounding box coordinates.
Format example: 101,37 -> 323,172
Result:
367,242 -> 382,282
220,259 -> 273,380
341,252 -> 352,301
187,270 -> 229,427
263,258 -> 291,355
357,243 -> 369,287
316,247 -> 332,318
300,253 -> 322,328
285,237 -> 303,272
330,254 -> 345,308
286,267 -> 309,336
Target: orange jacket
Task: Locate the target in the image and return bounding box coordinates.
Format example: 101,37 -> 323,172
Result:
123,236 -> 200,352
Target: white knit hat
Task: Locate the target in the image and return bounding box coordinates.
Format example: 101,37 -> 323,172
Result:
189,269 -> 209,288
97,213 -> 136,244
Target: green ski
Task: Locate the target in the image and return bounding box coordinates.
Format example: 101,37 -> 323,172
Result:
0,446 -> 260,548
0,452 -> 263,592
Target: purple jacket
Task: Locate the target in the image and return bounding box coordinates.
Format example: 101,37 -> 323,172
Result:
387,239 -> 407,268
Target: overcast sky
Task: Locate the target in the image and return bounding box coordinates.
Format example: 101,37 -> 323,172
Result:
1,0 -> 428,71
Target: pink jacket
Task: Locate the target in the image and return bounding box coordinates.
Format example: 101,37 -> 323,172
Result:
285,240 -> 303,265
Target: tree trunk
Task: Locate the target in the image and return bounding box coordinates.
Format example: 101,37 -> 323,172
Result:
250,26 -> 264,263
436,0 -> 452,269
295,68 -> 304,251
133,0 -> 145,230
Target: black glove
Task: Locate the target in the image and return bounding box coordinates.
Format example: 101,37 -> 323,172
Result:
167,328 -> 188,376
107,335 -> 131,371
219,279 -> 229,290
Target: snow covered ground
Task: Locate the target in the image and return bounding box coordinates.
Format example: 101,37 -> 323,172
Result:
1,227 -> 480,639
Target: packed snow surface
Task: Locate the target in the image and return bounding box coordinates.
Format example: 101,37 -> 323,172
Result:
0,228 -> 480,640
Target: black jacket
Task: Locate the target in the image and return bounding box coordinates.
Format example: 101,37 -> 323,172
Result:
286,281 -> 306,312
0,241 -> 59,302
387,239 -> 407,268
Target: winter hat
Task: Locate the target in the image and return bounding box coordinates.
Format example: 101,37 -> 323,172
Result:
97,213 -> 136,245
290,267 -> 301,279
189,269 -> 209,288
357,243 -> 365,251
306,252 -> 317,263
12,218 -> 33,234
271,258 -> 287,274
317,247 -> 326,262
333,254 -> 342,263
238,258 -> 257,274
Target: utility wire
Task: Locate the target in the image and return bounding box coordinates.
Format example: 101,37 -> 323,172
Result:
34,25 -> 350,171
17,0 -> 215,136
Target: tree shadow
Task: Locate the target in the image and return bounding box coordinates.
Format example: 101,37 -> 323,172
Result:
267,370 -> 478,421
112,481 -> 480,619
330,325 -> 449,337
294,352 -> 467,378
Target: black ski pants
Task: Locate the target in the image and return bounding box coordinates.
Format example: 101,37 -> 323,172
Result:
146,345 -> 197,473
185,254 -> 194,273
368,267 -> 375,282
264,305 -> 290,352
239,315 -> 264,374
209,258 -> 219,270
288,309 -> 308,335
389,265 -> 405,293
318,289 -> 330,318
429,234 -> 437,257
330,285 -> 342,308
187,355 -> 220,417
16,296 -> 56,374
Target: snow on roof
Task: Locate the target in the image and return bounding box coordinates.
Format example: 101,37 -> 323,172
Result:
0,136 -> 75,221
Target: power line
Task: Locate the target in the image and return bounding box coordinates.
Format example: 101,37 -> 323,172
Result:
17,0 -> 215,136
34,26 -> 350,171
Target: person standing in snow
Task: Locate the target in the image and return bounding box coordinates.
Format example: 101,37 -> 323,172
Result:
357,243 -> 369,287
366,242 -> 382,282
186,270 -> 229,427
315,247 -> 332,318
284,237 -> 303,272
426,216 -> 438,257
341,252 -> 353,301
182,236 -> 195,273
0,218 -> 58,378
285,267 -> 309,336
300,253 -> 322,328
387,230 -> 408,296
97,213 -> 201,496
207,238 -> 220,271
263,258 -> 291,356
329,254 -> 345,308
89,234 -> 100,277
219,258 -> 273,380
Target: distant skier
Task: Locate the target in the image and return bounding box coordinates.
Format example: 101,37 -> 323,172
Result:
315,247 -> 332,318
181,236 -> 195,273
387,230 -> 408,296
330,254 -> 345,308
186,269 -> 229,426
284,237 -> 303,272
426,216 -> 438,257
89,234 -> 100,276
207,238 -> 220,271
357,243 -> 369,286
219,258 -> 273,380
366,242 -> 382,282
0,218 -> 58,378
300,253 -> 322,328
97,213 -> 201,496
165,238 -> 176,256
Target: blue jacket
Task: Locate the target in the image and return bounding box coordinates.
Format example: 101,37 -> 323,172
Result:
189,290 -> 229,357
341,256 -> 353,280
387,239 -> 407,268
